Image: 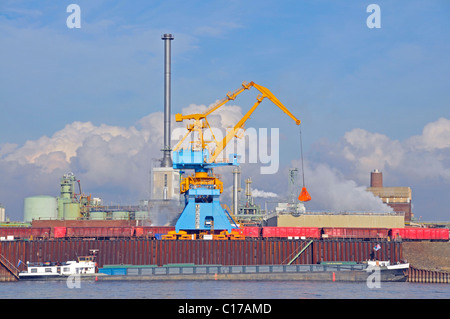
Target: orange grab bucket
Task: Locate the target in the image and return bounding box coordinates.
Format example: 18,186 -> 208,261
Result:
298,187 -> 311,202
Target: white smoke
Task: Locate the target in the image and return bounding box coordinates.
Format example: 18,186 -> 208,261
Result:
293,160 -> 393,213
251,189 -> 278,198
307,117 -> 450,219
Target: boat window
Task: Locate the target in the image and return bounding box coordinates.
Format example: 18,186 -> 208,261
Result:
45,268 -> 52,273
30,268 -> 37,273
63,267 -> 70,272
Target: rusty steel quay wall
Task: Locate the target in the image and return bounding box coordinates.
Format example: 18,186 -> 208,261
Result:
0,239 -> 402,271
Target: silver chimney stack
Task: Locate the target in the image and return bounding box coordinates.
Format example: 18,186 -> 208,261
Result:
161,33 -> 174,167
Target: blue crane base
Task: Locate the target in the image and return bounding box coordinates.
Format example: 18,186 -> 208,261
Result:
175,188 -> 236,233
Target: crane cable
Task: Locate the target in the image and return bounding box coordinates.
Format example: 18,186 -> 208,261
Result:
298,124 -> 311,202
299,124 -> 305,188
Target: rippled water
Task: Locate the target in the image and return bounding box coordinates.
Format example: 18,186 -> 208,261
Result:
1,280 -> 449,299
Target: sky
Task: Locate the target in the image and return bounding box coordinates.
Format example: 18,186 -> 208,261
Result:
0,0 -> 449,222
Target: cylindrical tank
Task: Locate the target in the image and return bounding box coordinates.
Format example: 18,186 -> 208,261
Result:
370,169 -> 383,187
58,172 -> 77,218
112,211 -> 129,220
63,202 -> 80,220
89,211 -> 106,220
135,211 -> 149,220
57,198 -> 71,219
24,196 -> 58,222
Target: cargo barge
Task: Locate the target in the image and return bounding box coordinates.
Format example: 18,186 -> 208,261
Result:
1,238 -> 403,267
0,238 -> 405,281
96,261 -> 409,282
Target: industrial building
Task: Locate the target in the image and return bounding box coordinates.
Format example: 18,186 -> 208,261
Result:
151,167 -> 180,201
23,172 -> 150,223
268,211 -> 405,228
366,169 -> 413,222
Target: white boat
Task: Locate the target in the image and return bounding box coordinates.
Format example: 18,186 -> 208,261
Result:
19,255 -> 97,280
367,260 -> 410,270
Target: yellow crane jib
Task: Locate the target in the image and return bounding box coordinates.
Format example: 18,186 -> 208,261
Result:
172,81 -> 303,233
173,81 -> 301,163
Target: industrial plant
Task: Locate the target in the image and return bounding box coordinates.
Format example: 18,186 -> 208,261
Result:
0,33 -> 449,284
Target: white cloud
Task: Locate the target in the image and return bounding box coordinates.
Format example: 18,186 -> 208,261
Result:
0,103 -> 246,220
307,118 -> 450,220
2,121 -> 141,167
315,117 -> 450,184
406,117 -> 450,151
2,113 -> 450,221
339,128 -> 405,181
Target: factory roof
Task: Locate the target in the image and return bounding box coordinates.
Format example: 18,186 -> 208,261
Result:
367,186 -> 411,199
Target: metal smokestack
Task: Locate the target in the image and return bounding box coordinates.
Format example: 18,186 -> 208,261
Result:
232,167 -> 241,216
161,33 -> 174,167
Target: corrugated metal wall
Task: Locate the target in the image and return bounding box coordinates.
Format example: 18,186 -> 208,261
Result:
0,239 -> 402,270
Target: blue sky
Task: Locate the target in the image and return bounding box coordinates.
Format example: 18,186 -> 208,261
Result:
1,0 -> 449,221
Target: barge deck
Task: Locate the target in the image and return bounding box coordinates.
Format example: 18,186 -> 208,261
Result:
96,263 -> 408,282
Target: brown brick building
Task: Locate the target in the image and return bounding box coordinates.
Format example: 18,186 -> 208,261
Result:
366,169 -> 412,222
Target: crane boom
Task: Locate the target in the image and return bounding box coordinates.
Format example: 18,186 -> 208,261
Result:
173,82 -> 251,153
174,81 -> 252,123
174,81 -> 301,163
171,81 -> 304,234
251,83 -> 301,125
209,83 -> 300,163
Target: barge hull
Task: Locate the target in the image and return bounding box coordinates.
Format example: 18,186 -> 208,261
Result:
96,264 -> 407,282
1,239 -> 403,281
0,239 -> 403,267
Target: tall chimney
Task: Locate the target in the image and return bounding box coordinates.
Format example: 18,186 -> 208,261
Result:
232,167 -> 241,216
370,169 -> 383,187
161,33 -> 174,167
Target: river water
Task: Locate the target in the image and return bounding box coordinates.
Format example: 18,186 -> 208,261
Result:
1,280 -> 449,299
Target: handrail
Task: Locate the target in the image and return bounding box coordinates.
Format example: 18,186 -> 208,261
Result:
287,240 -> 314,265
0,254 -> 20,280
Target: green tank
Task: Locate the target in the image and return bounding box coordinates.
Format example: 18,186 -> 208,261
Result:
24,196 -> 58,222
112,211 -> 129,220
135,211 -> 149,220
89,211 -> 106,220
58,172 -> 77,219
64,202 -> 80,220
57,198 -> 71,219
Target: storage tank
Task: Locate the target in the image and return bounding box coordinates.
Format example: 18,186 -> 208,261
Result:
112,211 -> 129,220
24,196 -> 58,222
57,198 -> 71,219
135,211 -> 149,220
63,202 -> 80,220
57,172 -> 77,219
89,211 -> 107,220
